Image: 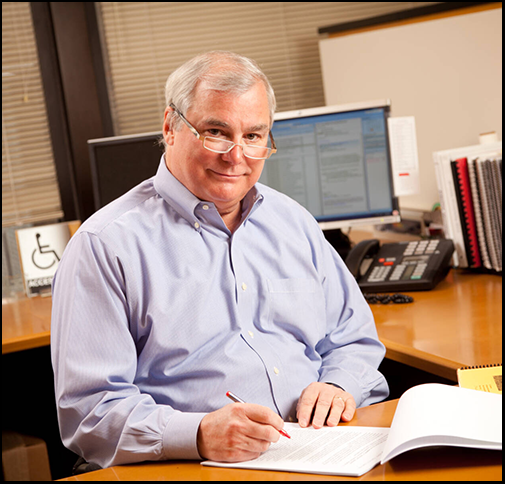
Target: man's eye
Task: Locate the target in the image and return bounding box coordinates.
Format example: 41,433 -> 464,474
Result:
207,129 -> 223,137
245,133 -> 261,143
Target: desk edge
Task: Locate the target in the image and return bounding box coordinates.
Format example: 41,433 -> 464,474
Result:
382,338 -> 462,381
2,331 -> 51,354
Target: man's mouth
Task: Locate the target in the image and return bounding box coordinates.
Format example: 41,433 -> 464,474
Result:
211,170 -> 243,179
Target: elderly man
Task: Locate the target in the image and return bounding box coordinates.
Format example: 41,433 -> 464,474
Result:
51,51 -> 388,469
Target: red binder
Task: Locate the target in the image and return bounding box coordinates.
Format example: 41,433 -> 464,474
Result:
452,157 -> 481,268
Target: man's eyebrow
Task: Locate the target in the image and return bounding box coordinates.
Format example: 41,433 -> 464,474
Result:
203,118 -> 269,132
248,123 -> 269,132
203,118 -> 229,129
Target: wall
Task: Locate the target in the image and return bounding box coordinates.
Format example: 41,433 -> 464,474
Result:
319,6 -> 502,211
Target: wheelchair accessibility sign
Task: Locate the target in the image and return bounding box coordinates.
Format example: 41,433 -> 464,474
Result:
16,222 -> 72,297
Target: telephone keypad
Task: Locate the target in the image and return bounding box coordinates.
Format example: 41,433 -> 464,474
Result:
367,240 -> 440,283
368,265 -> 392,282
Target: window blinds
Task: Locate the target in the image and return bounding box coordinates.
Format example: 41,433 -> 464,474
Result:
2,2 -> 63,227
98,2 -> 436,136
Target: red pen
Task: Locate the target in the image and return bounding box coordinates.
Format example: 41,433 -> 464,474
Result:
226,391 -> 291,439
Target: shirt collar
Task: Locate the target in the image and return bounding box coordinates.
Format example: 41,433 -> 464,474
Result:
153,155 -> 264,230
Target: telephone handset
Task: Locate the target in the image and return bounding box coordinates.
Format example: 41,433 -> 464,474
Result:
345,238 -> 455,292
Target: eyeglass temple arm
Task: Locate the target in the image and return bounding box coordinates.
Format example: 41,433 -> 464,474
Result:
269,131 -> 277,154
169,103 -> 204,141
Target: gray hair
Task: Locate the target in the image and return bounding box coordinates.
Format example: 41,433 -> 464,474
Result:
164,51 -> 276,133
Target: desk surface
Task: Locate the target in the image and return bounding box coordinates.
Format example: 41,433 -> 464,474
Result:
2,295 -> 52,354
58,397 -> 502,481
370,269 -> 502,380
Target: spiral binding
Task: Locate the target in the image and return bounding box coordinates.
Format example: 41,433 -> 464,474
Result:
458,363 -> 502,371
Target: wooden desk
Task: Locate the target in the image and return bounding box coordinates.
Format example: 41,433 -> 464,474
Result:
4,270 -> 501,480
58,397 -> 502,481
2,295 -> 52,354
371,270 -> 502,381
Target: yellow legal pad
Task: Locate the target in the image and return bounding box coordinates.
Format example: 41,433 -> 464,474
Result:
457,364 -> 502,394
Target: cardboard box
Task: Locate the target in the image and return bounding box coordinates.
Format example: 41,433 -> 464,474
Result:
2,431 -> 51,481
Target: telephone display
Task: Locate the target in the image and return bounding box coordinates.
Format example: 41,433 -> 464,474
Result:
345,239 -> 455,292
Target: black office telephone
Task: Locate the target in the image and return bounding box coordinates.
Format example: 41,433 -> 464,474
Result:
345,239 -> 455,292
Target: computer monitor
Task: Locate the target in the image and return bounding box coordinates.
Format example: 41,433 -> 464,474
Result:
88,131 -> 164,211
261,99 -> 400,230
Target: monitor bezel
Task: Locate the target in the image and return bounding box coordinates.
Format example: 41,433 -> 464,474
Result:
271,99 -> 400,230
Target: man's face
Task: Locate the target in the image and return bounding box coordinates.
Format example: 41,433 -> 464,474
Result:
163,81 -> 270,218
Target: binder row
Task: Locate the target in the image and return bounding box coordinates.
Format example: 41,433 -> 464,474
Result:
433,142 -> 502,272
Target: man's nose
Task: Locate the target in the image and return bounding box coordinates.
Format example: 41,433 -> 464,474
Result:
221,143 -> 245,164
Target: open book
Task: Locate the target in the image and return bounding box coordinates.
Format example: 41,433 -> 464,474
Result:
202,384 -> 502,477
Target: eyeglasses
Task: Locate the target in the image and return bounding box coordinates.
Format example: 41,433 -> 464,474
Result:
169,103 -> 277,160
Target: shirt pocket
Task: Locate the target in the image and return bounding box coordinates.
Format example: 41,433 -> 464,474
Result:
265,278 -> 326,343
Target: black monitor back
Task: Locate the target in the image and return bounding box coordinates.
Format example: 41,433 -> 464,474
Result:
88,132 -> 164,211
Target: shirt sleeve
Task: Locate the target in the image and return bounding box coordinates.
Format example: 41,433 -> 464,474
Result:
315,240 -> 389,407
50,231 -> 205,468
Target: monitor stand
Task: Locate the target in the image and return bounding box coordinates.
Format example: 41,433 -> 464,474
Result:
323,228 -> 352,261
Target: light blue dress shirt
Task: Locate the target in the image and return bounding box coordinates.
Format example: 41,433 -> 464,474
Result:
51,157 -> 388,468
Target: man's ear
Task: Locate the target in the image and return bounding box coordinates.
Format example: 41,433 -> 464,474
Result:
163,106 -> 175,146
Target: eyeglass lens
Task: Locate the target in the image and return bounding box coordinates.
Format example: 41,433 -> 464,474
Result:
204,137 -> 271,159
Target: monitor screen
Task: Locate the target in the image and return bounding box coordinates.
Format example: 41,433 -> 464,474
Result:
88,132 -> 164,211
260,100 -> 400,229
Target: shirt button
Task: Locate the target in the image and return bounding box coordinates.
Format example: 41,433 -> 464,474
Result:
273,367 -> 280,375
248,331 -> 254,339
202,204 -> 209,210
194,221 -> 200,229
241,282 -> 247,291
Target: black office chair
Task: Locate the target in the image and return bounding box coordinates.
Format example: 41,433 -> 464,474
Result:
72,456 -> 102,475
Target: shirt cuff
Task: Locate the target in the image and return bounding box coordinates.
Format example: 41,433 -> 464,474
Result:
325,382 -> 345,391
320,371 -> 363,407
162,411 -> 207,460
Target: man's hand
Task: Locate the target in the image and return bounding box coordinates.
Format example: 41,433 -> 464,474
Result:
296,382 -> 356,429
197,403 -> 285,462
